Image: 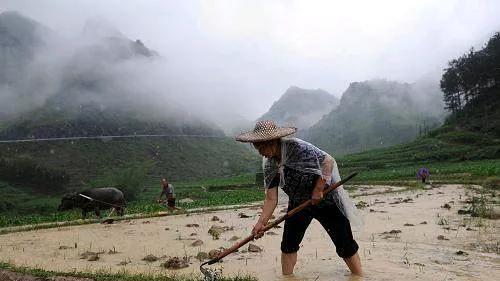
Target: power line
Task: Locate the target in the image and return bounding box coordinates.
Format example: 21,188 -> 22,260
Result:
0,134 -> 230,143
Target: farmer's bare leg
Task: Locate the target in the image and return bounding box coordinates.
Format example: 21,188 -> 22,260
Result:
344,252 -> 362,276
313,200 -> 362,276
281,252 -> 298,275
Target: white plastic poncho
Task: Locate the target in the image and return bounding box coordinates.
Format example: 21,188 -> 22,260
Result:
263,138 -> 363,231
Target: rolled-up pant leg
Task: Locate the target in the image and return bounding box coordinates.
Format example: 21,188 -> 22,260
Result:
281,205 -> 313,253
314,201 -> 359,258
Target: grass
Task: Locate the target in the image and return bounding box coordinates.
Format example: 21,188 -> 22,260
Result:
2,155 -> 499,228
0,136 -> 260,190
2,125 -> 500,229
0,174 -> 263,229
464,184 -> 499,219
469,195 -> 496,219
0,202 -> 263,235
337,130 -> 500,183
339,159 -> 500,183
0,262 -> 257,281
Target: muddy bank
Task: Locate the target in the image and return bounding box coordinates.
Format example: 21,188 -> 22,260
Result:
0,184 -> 498,281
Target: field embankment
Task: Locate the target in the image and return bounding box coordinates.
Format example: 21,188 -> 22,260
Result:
338,130 -> 500,184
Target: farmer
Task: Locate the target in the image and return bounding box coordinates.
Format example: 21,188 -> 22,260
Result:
158,178 -> 177,211
417,167 -> 430,183
236,120 -> 362,276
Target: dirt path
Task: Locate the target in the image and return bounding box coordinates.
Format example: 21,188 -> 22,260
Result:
0,184 -> 498,281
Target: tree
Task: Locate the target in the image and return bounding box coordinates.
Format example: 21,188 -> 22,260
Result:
441,32 -> 500,114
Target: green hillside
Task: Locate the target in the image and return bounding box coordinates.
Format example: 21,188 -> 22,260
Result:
305,79 -> 445,155
0,12 -> 263,226
338,131 -> 500,183
0,137 -> 259,192
0,136 -> 261,226
338,32 -> 500,184
0,102 -> 224,140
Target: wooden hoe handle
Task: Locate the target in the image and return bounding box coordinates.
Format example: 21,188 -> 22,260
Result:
205,172 -> 358,265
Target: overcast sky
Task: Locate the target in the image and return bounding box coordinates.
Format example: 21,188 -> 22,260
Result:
2,0 -> 500,119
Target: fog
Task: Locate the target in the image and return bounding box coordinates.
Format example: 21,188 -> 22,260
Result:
1,0 -> 500,123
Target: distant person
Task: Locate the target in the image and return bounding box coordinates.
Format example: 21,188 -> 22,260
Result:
236,120 -> 362,277
417,168 -> 430,183
158,178 -> 177,211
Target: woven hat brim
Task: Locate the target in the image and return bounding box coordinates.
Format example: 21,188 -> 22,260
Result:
235,127 -> 297,143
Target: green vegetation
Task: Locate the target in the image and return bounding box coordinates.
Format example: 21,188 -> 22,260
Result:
306,79 -> 445,156
89,161 -> 153,201
441,32 -> 500,136
2,129 -> 499,228
0,173 -> 263,228
0,157 -> 69,192
0,136 -> 260,228
124,185 -> 264,218
1,30 -> 499,234
338,32 -> 500,183
0,262 -> 256,281
338,135 -> 500,183
468,194 -> 496,219
0,137 -> 259,189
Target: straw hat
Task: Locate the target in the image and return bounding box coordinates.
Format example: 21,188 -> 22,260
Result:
235,120 -> 297,143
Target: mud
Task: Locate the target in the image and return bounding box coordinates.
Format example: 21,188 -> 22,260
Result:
0,184 -> 498,280
162,257 -> 190,269
142,254 -> 159,262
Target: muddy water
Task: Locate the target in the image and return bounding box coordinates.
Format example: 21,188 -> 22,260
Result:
0,184 -> 498,280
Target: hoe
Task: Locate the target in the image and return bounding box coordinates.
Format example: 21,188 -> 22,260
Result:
200,172 -> 358,280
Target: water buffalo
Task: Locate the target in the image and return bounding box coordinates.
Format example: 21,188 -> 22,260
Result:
58,187 -> 125,219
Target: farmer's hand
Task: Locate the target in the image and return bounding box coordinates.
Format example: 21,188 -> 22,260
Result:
252,221 -> 266,239
311,178 -> 326,205
311,189 -> 323,205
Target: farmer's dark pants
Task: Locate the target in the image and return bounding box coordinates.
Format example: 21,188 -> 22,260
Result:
281,200 -> 359,259
167,197 -> 176,208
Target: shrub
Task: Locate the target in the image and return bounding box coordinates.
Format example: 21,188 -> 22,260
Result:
428,126 -> 453,137
437,131 -> 486,145
0,158 -> 69,192
114,165 -> 148,201
469,195 -> 495,219
90,162 -> 151,201
0,199 -> 15,212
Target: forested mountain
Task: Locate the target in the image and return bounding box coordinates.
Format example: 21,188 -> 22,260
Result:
441,32 -> 500,137
304,79 -> 446,155
258,86 -> 339,130
338,32 -> 500,179
0,11 -> 223,139
0,11 -> 251,193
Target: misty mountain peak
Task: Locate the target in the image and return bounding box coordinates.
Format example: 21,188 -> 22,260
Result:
0,10 -> 50,48
305,79 -> 445,155
82,16 -> 124,39
259,86 -> 339,129
0,10 -> 36,27
283,86 -> 332,99
0,10 -> 57,91
80,16 -> 157,59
